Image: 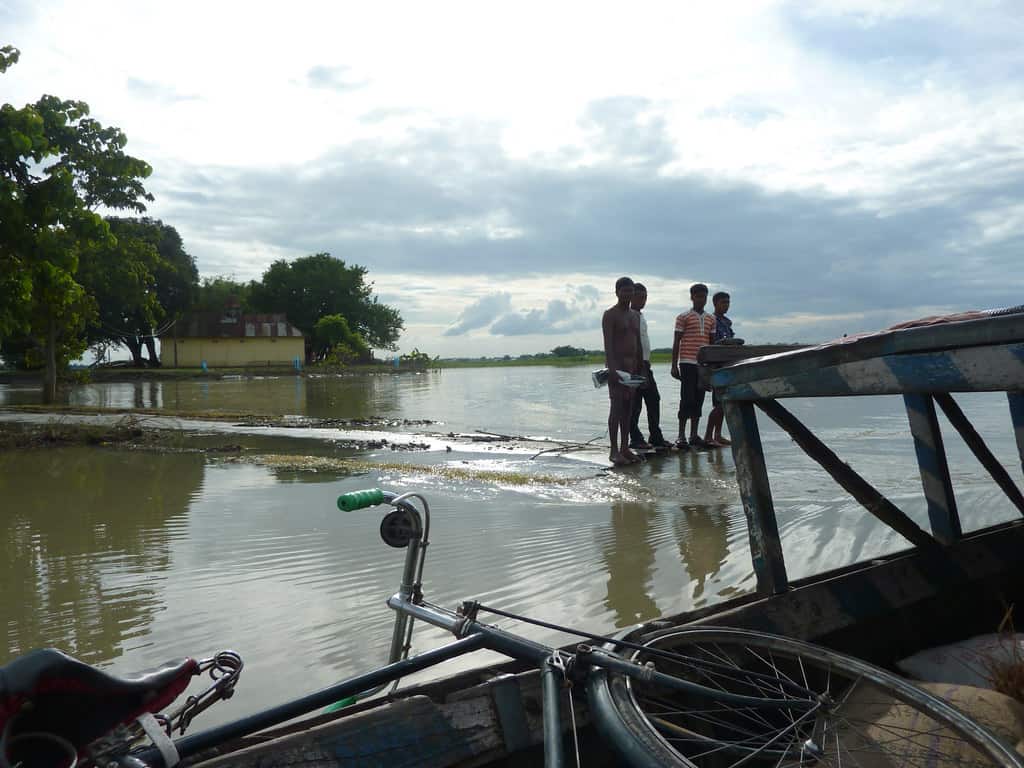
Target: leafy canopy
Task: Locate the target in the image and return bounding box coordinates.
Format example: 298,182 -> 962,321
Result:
248,252 -> 403,350
0,45 -> 153,395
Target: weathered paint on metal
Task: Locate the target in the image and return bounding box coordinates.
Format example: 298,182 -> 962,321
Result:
715,342 -> 1024,400
712,313 -> 1024,391
904,394 -> 962,543
723,401 -> 788,595
757,399 -> 936,549
934,393 -> 1024,518
1010,392 -> 1024,476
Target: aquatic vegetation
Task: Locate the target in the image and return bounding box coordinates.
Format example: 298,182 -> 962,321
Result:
218,453 -> 580,486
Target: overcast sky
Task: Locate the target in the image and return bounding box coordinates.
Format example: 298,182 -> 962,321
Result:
4,0 -> 1023,356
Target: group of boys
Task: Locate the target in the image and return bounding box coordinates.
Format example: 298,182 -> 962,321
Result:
601,278 -> 733,466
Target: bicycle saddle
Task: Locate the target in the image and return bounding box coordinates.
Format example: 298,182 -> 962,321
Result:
0,648 -> 198,757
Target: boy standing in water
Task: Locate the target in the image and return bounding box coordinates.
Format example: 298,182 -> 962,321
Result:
603,277 -> 643,465
628,283 -> 671,450
704,291 -> 733,447
671,283 -> 716,450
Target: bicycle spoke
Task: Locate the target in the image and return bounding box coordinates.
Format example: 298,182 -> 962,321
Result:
598,628 -> 1015,768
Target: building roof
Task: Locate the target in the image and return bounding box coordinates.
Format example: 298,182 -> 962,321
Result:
163,311 -> 304,339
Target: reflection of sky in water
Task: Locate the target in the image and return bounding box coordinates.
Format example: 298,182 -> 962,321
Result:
2,372 -> 1022,726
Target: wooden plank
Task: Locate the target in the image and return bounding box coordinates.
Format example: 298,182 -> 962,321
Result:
756,399 -> 936,549
1010,392 -> 1024,477
194,666 -> 587,768
193,695 -> 486,767
904,394 -> 962,543
935,393 -> 1024,518
715,342 -> 1024,400
723,401 -> 788,595
710,313 -> 1024,390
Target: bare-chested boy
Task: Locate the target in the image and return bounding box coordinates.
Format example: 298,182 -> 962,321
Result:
602,276 -> 643,466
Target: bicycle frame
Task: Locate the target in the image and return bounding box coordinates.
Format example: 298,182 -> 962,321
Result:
126,492 -> 815,768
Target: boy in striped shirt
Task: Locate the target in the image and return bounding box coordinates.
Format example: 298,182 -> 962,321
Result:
671,283 -> 716,449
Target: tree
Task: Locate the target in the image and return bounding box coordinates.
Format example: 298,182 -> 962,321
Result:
312,314 -> 370,364
78,218 -> 198,366
551,345 -> 588,357
194,276 -> 252,313
1,45 -> 153,399
248,253 -> 403,361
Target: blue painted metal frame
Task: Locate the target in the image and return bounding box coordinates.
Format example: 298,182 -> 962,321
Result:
904,394 -> 961,544
1010,392 -> 1024,477
710,313 -> 1024,585
723,401 -> 788,595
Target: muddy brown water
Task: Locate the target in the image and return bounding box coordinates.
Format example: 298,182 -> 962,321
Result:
1,367 -> 1021,729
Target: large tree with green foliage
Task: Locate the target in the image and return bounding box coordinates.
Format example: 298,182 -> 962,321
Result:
78,218 -> 198,366
194,276 -> 252,313
312,314 -> 370,364
248,252 -> 402,360
0,45 -> 153,398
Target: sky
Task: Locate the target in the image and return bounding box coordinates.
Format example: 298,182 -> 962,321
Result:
3,0 -> 1023,357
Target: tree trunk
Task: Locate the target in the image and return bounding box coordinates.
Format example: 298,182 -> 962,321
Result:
124,336 -> 144,367
144,336 -> 160,367
43,317 -> 57,404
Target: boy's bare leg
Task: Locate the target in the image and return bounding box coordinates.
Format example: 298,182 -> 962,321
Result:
610,388 -> 640,464
609,393 -> 621,462
620,392 -> 640,461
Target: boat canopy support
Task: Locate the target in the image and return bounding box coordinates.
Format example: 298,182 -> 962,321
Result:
723,401 -> 789,596
904,394 -> 962,544
1007,391 -> 1024,478
757,400 -> 936,550
934,393 -> 1024,519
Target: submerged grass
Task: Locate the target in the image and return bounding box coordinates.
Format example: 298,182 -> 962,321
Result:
220,453 -> 578,486
0,416 -> 160,451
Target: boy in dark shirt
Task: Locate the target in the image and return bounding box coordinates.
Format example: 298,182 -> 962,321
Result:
704,291 -> 733,447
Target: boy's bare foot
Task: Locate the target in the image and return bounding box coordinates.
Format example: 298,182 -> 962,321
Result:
612,455 -> 632,466
716,436 -> 732,446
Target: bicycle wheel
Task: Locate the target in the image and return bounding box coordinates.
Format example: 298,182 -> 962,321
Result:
587,626 -> 1024,768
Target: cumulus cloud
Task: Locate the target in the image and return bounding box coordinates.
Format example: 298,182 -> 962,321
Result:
444,292 -> 512,336
489,285 -> 603,336
306,65 -> 368,92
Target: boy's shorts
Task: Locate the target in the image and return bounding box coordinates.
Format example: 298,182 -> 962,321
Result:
678,363 -> 705,419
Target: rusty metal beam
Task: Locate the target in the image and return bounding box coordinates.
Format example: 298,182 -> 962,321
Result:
756,399 -> 936,549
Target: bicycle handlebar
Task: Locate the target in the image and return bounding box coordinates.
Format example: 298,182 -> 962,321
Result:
336,488 -> 386,511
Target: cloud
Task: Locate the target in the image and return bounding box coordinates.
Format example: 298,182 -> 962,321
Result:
444,292 -> 512,336
125,78 -> 198,103
150,116 -> 1024,333
489,285 -> 603,336
307,65 -> 368,92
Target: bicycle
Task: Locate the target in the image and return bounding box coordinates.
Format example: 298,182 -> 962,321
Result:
2,488 -> 1022,768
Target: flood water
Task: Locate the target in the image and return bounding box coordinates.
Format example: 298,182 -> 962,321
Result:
2,367 -> 1022,729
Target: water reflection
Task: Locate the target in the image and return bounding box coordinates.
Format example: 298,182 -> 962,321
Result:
676,502 -> 731,607
0,448 -> 202,664
601,501 -> 660,628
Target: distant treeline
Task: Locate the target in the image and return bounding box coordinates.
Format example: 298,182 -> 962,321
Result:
436,343 -> 804,368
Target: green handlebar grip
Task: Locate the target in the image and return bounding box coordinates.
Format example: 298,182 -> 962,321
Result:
337,489 -> 386,512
